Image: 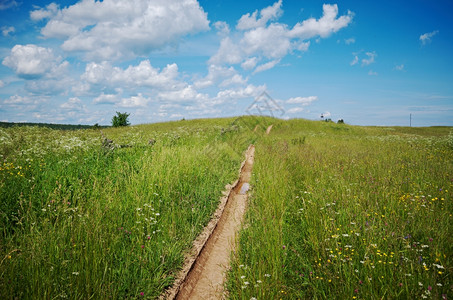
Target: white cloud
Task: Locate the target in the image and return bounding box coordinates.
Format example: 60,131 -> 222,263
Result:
2,26 -> 15,36
368,70 -> 378,76
2,44 -> 67,78
158,85 -> 208,102
287,107 -> 304,114
30,3 -> 59,21
210,3 -> 353,73
241,57 -> 258,70
60,97 -> 85,111
194,64 -> 237,89
253,59 -> 280,74
350,55 -> 358,65
362,51 -> 376,66
0,80 -> 4,88
420,30 -> 439,45
344,37 -> 355,45
118,93 -> 150,108
287,96 -> 318,105
219,74 -> 248,87
236,0 -> 283,30
93,93 -> 120,104
214,21 -> 230,36
288,4 -> 353,39
242,24 -> 292,59
3,95 -> 33,105
38,0 -> 209,60
82,60 -> 182,90
209,37 -> 243,65
216,84 -> 266,100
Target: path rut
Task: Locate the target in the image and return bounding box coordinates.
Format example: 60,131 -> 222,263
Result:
164,145 -> 255,300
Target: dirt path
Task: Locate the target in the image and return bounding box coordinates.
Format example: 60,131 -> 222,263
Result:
266,124 -> 273,135
163,145 -> 255,300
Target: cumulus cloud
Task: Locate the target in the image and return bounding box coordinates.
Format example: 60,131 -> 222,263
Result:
60,97 -> 86,111
288,4 -> 353,39
287,96 -> 318,105
236,0 -> 283,30
3,95 -> 34,105
2,44 -> 67,78
93,93 -> 120,105
210,2 -> 353,73
194,64 -> 238,89
287,107 -> 304,114
118,93 -> 150,108
0,80 -> 4,88
216,84 -> 266,100
214,21 -> 230,36
368,70 -> 378,76
350,55 -> 358,66
82,60 -> 182,90
30,3 -> 59,21
420,30 -> 439,45
36,0 -> 209,60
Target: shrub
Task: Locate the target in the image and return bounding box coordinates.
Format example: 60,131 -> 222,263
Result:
112,112 -> 130,127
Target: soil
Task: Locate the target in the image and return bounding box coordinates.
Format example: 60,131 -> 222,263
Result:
266,124 -> 273,135
162,145 -> 255,300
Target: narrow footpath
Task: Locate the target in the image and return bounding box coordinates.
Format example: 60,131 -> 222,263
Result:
163,145 -> 255,300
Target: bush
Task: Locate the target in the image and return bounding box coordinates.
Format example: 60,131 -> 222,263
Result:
112,112 -> 130,127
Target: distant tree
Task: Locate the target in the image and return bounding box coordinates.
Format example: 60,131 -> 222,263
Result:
337,119 -> 344,124
112,112 -> 130,127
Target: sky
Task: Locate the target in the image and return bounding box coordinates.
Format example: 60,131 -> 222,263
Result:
0,0 -> 452,126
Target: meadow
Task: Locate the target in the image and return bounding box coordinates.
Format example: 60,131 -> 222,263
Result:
228,120 -> 452,299
1,117 -> 451,299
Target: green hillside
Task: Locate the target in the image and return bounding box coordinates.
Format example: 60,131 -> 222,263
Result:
1,117 -> 451,299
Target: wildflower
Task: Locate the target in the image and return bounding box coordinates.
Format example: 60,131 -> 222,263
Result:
72,272 -> 79,275
265,274 -> 271,277
419,282 -> 423,287
241,276 -> 246,279
437,283 -> 442,287
140,292 -> 144,296
428,286 -> 432,291
244,281 -> 249,285
250,298 -> 257,300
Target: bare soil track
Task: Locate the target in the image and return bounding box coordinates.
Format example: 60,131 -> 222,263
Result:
162,145 -> 255,300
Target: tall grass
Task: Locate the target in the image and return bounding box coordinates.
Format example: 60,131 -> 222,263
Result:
0,118 -> 254,299
228,120 -> 452,299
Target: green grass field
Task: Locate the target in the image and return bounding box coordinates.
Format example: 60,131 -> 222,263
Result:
1,117 -> 451,299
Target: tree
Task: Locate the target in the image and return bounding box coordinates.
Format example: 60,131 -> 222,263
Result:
112,112 -> 130,127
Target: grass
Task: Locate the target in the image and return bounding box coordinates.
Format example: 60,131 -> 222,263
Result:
0,118 -> 256,299
1,117 -> 451,299
227,119 -> 452,299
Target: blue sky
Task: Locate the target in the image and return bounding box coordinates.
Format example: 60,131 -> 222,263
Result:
1,0 -> 452,126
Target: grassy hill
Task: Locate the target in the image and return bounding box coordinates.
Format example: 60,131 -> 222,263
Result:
0,117 -> 451,298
